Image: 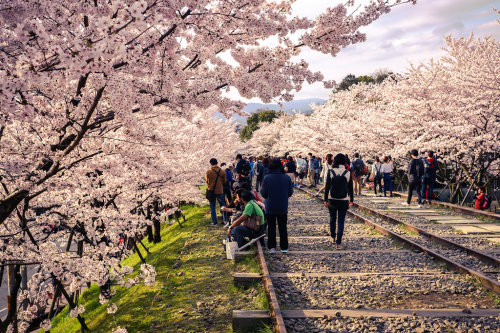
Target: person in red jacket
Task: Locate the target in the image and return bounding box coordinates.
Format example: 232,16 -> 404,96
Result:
475,187 -> 486,210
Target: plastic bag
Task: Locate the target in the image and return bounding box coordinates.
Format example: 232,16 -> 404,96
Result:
225,237 -> 238,260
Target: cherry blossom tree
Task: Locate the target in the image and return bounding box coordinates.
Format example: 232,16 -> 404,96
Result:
248,34 -> 499,202
0,0 -> 417,331
389,35 -> 500,201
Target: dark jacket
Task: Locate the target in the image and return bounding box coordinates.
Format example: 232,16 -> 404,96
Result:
407,158 -> 424,183
206,166 -> 226,195
285,161 -> 296,174
235,159 -> 249,176
260,171 -> 294,215
257,162 -> 269,181
224,168 -> 233,188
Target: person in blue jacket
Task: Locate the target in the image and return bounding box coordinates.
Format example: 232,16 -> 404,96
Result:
221,163 -> 234,202
261,158 -> 294,253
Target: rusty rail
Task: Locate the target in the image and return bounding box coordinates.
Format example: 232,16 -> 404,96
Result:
394,191 -> 500,221
256,241 -> 287,333
298,187 -> 500,294
352,202 -> 500,268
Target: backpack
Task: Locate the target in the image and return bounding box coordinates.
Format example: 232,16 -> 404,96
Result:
313,159 -> 320,169
297,159 -> 306,173
328,169 -> 349,199
240,160 -> 251,176
353,160 -> 365,177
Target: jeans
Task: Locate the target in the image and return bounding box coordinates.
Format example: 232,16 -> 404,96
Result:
266,214 -> 288,250
327,204 -> 347,244
383,173 -> 392,196
231,225 -> 264,248
374,175 -> 382,195
209,193 -> 226,224
421,177 -> 435,201
408,181 -> 422,204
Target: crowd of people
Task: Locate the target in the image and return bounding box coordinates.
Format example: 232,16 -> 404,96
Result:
206,150 -> 490,253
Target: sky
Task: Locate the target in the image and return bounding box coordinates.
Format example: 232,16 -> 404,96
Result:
229,0 -> 500,102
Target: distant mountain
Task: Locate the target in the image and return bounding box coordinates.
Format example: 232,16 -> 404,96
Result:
219,98 -> 327,125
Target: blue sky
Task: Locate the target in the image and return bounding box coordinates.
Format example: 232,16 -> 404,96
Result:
229,0 -> 500,102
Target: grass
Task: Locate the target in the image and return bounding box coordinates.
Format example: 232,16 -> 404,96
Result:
49,204 -> 267,333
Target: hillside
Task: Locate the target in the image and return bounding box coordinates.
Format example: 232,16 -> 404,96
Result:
217,98 -> 327,125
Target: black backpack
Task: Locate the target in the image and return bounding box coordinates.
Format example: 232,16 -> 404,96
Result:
353,160 -> 365,176
240,160 -> 251,176
328,169 -> 349,199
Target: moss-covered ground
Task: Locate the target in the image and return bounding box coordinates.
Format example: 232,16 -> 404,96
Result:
49,204 -> 267,332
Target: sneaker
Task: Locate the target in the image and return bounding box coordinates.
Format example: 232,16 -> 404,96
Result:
223,222 -> 230,228
417,204 -> 422,208
281,250 -> 288,254
268,248 -> 275,254
401,202 -> 409,206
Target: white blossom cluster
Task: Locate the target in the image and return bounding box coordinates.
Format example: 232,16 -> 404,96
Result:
0,0 -> 416,331
245,34 -> 499,187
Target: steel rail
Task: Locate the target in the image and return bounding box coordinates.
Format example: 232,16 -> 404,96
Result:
298,188 -> 500,294
394,191 -> 500,221
352,202 -> 500,268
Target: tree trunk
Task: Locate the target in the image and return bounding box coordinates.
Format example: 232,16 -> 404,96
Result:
449,183 -> 461,204
146,225 -> 154,243
0,265 -> 21,333
153,219 -> 161,243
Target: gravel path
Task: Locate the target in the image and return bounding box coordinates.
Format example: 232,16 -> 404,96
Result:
265,191 -> 500,332
285,316 -> 500,333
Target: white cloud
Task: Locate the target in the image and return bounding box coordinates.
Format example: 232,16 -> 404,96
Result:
225,0 -> 500,101
293,0 -> 500,99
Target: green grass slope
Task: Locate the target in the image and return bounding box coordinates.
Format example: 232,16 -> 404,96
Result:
49,204 -> 267,332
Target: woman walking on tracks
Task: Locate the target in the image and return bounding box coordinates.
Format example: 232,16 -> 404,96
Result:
324,154 -> 354,249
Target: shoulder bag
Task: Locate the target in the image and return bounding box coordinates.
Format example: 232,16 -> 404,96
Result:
206,169 -> 221,201
242,201 -> 262,231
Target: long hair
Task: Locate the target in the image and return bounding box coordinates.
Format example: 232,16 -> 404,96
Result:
326,154 -> 333,166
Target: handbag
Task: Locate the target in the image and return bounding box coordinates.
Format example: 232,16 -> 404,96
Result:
206,168 -> 222,201
241,201 -> 262,231
369,171 -> 375,182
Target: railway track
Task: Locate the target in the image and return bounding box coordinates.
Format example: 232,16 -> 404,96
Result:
234,189 -> 500,332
